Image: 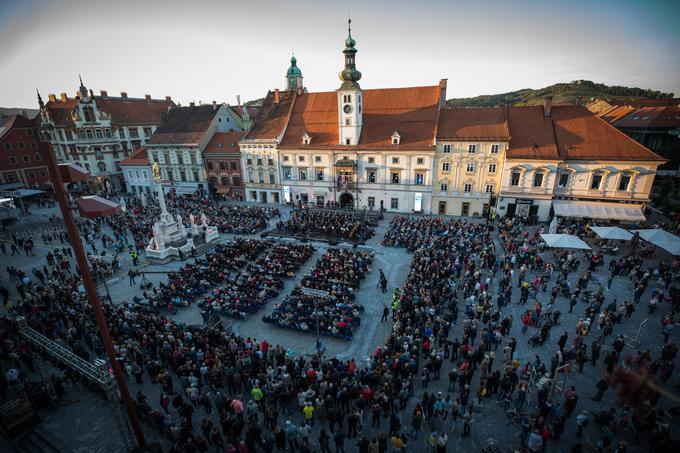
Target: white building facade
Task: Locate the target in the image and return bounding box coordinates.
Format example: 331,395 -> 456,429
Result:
41,78 -> 173,191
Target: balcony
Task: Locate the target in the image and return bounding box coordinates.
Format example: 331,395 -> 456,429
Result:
335,181 -> 357,191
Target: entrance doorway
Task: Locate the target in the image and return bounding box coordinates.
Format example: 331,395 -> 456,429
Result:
461,202 -> 470,217
438,201 -> 447,215
339,192 -> 354,208
507,203 -> 516,217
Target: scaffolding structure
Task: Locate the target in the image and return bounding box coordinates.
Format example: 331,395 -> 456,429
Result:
16,317 -> 136,450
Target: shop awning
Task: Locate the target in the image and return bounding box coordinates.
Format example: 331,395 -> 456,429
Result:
552,200 -> 645,222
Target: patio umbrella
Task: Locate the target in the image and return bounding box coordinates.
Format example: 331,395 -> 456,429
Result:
589,226 -> 633,241
76,196 -> 119,218
548,216 -> 558,234
58,163 -> 89,183
540,233 -> 592,250
632,228 -> 680,255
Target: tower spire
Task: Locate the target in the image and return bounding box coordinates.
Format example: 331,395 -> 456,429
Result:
36,88 -> 44,110
338,17 -> 361,90
78,74 -> 88,99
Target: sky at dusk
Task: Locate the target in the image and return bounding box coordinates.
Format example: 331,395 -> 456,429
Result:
1,0 -> 678,108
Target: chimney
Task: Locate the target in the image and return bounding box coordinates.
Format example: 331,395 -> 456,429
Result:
439,79 -> 448,109
543,96 -> 553,116
145,94 -> 151,101
60,93 -> 68,101
237,94 -> 241,106
120,92 -> 128,99
165,96 -> 171,102
48,94 -> 57,102
274,88 -> 280,104
189,101 -> 195,108
19,109 -> 26,117
100,90 -> 108,97
212,100 -> 217,110
575,95 -> 582,106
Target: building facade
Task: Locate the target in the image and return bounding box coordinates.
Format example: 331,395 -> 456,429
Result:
120,147 -> 153,197
0,113 -> 50,188
40,78 -> 173,191
240,88 -> 296,204
204,132 -> 246,200
497,98 -> 664,222
242,21 -> 443,213
146,103 -> 243,196
434,107 -> 509,216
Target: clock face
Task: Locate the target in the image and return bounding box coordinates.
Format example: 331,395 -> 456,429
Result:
343,104 -> 353,114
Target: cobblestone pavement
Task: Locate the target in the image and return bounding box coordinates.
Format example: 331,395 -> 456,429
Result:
1,204 -> 679,452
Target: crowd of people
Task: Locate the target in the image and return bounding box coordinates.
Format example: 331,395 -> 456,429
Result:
200,243 -> 315,320
263,248 -> 372,339
275,209 -> 375,242
1,202 -> 679,453
144,240 -> 269,309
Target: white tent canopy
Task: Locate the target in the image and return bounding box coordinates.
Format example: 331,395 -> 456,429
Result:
632,228 -> 680,255
540,233 -> 592,250
589,226 -> 633,241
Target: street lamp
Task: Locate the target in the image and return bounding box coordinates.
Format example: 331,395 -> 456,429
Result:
38,120 -> 147,448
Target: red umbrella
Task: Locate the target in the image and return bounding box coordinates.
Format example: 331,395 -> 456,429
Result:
58,163 -> 90,183
76,196 -> 119,218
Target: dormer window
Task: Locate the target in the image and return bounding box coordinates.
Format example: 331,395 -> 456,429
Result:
391,131 -> 401,145
302,133 -> 311,145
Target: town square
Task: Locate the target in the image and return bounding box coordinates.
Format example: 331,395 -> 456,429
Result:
0,1 -> 679,452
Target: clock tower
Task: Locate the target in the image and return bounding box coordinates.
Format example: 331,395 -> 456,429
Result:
337,18 -> 362,146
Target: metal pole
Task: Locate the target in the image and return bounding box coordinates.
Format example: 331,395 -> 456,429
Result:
40,125 -> 146,448
315,298 -> 320,342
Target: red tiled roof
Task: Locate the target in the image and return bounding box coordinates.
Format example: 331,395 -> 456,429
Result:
437,107 -> 509,140
204,131 -> 245,154
244,90 -> 296,141
615,106 -> 680,129
551,106 -> 664,161
147,104 -> 219,145
506,106 -> 560,159
278,85 -> 440,150
45,95 -> 173,128
597,105 -> 636,124
96,97 -> 171,125
119,147 -> 149,167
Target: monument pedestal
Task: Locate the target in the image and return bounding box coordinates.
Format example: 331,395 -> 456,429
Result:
144,181 -> 219,263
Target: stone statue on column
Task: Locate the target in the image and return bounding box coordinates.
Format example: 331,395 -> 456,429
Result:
201,213 -> 208,226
